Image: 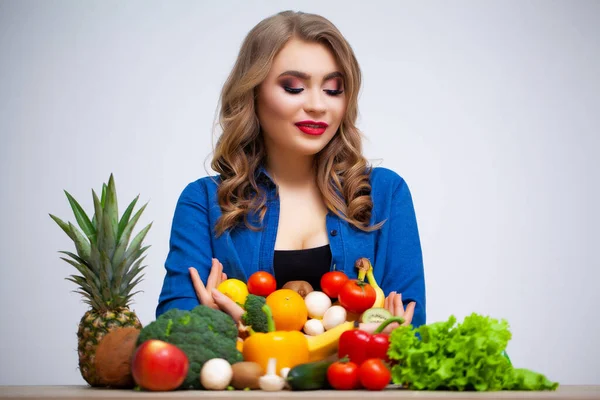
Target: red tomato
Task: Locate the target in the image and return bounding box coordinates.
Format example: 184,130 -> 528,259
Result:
320,271 -> 349,298
338,279 -> 376,314
131,340 -> 189,391
247,271 -> 277,296
326,360 -> 360,390
358,358 -> 391,391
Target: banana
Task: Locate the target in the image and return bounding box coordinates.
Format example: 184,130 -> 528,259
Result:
305,321 -> 355,362
356,258 -> 385,308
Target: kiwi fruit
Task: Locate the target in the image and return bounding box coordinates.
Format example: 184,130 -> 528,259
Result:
361,307 -> 392,324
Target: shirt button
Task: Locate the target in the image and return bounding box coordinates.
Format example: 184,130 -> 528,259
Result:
330,229 -> 338,237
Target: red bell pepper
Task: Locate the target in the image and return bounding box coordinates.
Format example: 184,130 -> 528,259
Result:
338,317 -> 404,365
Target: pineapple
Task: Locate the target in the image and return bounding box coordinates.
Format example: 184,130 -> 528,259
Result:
49,174 -> 151,386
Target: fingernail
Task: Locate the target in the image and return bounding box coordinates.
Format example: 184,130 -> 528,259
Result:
211,288 -> 222,299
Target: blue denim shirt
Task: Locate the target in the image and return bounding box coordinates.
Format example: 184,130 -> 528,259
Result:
156,166 -> 426,327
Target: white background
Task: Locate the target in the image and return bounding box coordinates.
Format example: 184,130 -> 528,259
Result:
1,0 -> 598,386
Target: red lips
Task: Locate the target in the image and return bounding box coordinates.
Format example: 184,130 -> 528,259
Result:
295,120 -> 328,136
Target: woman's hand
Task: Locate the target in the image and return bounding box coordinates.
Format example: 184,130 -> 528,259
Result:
189,258 -> 245,323
359,291 -> 416,334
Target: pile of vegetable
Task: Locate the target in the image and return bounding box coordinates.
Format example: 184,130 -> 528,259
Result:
92,259 -> 559,392
135,305 -> 243,389
388,313 -> 559,391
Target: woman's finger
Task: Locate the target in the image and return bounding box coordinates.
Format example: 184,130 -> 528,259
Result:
212,289 -> 245,323
189,267 -> 213,306
206,259 -> 221,291
394,293 -> 405,317
221,272 -> 227,282
402,301 -> 416,326
386,292 -> 396,314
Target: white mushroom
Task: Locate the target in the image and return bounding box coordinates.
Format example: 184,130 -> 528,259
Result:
200,358 -> 233,390
259,358 -> 286,391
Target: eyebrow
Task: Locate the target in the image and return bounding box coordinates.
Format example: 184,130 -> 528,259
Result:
278,70 -> 343,81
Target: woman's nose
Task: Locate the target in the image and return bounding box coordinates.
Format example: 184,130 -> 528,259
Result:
303,90 -> 327,114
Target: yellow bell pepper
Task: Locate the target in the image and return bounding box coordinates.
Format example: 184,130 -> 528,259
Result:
242,305 -> 309,373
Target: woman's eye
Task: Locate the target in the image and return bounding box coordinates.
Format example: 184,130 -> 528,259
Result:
325,89 -> 344,96
284,86 -> 304,94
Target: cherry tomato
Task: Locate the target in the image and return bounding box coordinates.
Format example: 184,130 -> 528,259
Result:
358,358 -> 391,391
320,271 -> 349,298
338,279 -> 376,314
326,360 -> 360,390
247,271 -> 276,297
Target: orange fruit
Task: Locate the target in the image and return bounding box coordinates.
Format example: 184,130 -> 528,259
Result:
265,289 -> 308,331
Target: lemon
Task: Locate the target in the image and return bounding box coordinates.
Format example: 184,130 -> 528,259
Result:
217,279 -> 249,305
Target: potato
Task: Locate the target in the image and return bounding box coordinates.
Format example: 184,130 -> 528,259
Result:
230,361 -> 264,390
282,280 -> 314,298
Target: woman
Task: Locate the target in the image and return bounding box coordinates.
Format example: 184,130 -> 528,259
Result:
156,10 -> 426,329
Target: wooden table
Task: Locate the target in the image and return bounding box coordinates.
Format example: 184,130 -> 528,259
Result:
0,386 -> 599,400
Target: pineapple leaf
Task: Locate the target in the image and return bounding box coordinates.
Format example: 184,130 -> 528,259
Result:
89,242 -> 102,277
121,262 -> 147,293
60,258 -> 102,301
111,259 -> 127,301
101,183 -> 107,208
113,206 -> 149,267
123,288 -> 144,305
92,190 -> 103,246
63,190 -> 96,240
99,250 -> 113,300
72,290 -> 100,309
49,214 -> 77,242
117,255 -> 145,289
117,195 -> 139,242
66,275 -> 103,307
67,222 -> 91,263
58,250 -> 88,267
104,174 -> 119,241
124,245 -> 150,272
123,221 -> 152,262
98,208 -> 117,260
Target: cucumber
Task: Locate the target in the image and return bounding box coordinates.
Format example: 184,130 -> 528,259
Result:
287,359 -> 334,391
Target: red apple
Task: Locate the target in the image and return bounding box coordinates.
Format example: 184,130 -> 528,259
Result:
131,340 -> 189,391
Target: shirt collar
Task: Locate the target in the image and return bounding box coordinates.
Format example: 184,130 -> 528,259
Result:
255,164 -> 276,188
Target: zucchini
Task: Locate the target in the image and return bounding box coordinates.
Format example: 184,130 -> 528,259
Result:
287,359 -> 334,391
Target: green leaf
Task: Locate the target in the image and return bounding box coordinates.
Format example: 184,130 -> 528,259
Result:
60,258 -> 102,303
121,261 -> 147,292
101,183 -> 107,209
58,250 -> 87,266
63,190 -> 96,240
123,222 -> 152,262
98,250 -> 113,300
49,214 -> 76,242
112,204 -> 149,267
91,190 -> 103,245
89,242 -> 101,276
97,207 -> 117,260
67,222 -> 91,263
388,313 -> 545,391
104,174 -> 119,241
112,255 -> 145,300
65,274 -> 103,308
117,195 -> 139,241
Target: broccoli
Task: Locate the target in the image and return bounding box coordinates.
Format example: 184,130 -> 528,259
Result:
136,305 -> 243,390
241,294 -> 269,333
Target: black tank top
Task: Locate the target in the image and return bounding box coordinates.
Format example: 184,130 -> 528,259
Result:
273,244 -> 332,292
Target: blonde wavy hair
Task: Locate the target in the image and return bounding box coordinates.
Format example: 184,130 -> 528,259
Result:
211,10 -> 382,236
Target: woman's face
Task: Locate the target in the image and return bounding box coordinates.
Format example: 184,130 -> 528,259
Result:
257,38 -> 347,158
